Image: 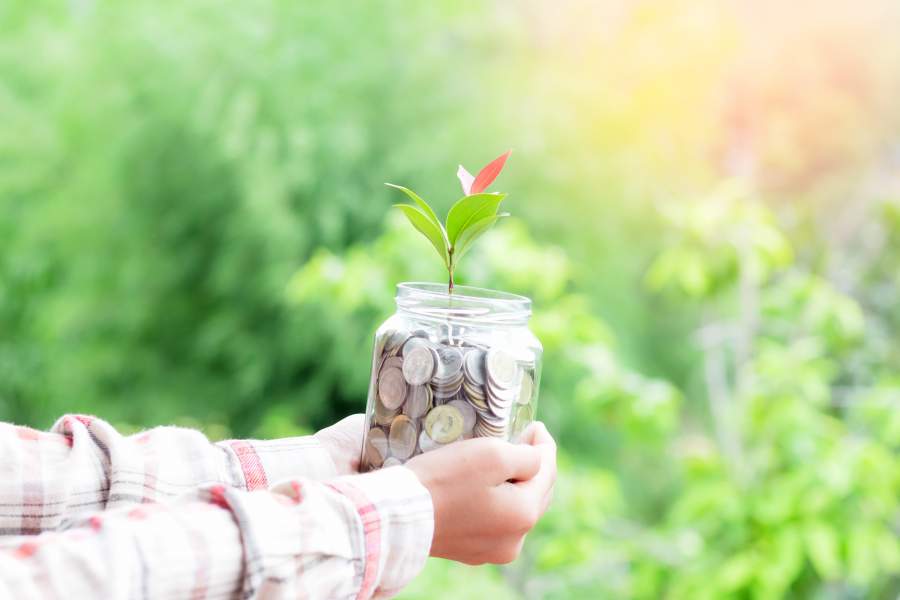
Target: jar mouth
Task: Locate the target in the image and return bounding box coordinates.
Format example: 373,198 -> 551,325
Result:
396,282 -> 531,324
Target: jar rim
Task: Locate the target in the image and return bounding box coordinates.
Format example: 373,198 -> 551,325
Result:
396,282 -> 531,324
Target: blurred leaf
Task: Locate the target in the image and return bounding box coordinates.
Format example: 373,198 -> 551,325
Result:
803,521 -> 842,581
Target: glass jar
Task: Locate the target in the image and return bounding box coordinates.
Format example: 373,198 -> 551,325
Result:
361,282 -> 542,471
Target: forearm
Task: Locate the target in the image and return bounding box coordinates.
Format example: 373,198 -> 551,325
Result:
0,467 -> 433,600
0,415 -> 337,532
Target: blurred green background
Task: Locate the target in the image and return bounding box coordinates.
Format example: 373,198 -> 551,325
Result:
2,0 -> 899,598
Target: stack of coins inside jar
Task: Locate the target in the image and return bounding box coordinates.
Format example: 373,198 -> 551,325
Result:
362,327 -> 536,471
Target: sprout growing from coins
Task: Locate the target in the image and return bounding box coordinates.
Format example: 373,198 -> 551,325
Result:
386,151 -> 512,293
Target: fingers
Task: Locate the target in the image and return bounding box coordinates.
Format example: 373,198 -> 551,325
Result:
335,413 -> 366,432
499,442 -> 542,483
520,421 -> 555,449
514,427 -> 557,509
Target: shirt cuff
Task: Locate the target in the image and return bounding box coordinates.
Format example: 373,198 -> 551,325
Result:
219,436 -> 338,491
326,466 -> 434,599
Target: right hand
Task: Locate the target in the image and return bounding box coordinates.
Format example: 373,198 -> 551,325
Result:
405,422 -> 557,565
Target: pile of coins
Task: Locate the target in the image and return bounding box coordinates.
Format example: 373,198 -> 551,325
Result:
363,328 -> 535,470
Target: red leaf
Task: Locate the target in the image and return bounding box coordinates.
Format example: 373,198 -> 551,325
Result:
470,150 -> 511,194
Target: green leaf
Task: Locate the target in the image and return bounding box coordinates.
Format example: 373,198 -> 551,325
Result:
385,183 -> 444,233
393,204 -> 450,268
445,193 -> 506,246
803,521 -> 842,581
452,212 -> 509,266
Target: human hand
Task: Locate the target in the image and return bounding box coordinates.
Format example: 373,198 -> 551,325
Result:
405,421 -> 557,565
314,414 -> 366,475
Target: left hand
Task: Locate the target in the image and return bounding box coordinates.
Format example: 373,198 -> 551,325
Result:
314,414 -> 366,475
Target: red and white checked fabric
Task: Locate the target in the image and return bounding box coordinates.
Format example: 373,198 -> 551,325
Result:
0,415 -> 434,599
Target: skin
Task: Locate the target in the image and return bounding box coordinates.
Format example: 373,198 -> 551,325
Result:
316,415 -> 557,565
314,413 -> 367,475
406,422 -> 556,564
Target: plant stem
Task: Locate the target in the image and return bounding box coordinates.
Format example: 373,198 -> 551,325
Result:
447,249 -> 454,294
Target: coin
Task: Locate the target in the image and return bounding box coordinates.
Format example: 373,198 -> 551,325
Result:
401,334 -> 432,357
447,399 -> 476,434
374,398 -> 400,425
383,456 -> 403,467
474,418 -> 506,438
389,415 -> 418,459
517,372 -> 533,405
365,427 -> 388,468
424,404 -> 465,443
382,329 -> 408,356
378,367 -> 407,410
418,429 -> 443,453
511,403 -> 534,439
402,346 -> 436,386
434,346 -> 464,381
403,384 -> 432,419
486,349 -> 518,389
382,356 -> 404,371
463,349 -> 487,386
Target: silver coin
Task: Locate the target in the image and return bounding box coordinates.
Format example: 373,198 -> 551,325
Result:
402,346 -> 436,386
401,334 -> 432,357
378,367 -> 407,410
434,346 -> 464,381
418,429 -> 444,453
463,349 -> 487,386
486,349 -> 518,389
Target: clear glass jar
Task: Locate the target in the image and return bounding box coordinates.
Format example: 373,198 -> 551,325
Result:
361,282 -> 542,471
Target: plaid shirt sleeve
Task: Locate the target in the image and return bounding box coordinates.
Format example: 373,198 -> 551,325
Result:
0,467 -> 434,599
0,416 -> 435,599
0,414 -> 337,534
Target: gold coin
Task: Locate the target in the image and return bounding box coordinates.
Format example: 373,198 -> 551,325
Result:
424,404 -> 464,444
447,399 -> 477,434
389,415 -> 418,459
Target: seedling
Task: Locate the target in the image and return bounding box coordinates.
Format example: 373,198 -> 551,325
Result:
387,150 -> 511,292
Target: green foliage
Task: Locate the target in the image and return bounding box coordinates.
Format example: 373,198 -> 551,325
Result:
1,1 -> 899,599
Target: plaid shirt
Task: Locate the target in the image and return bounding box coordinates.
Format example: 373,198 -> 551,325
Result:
0,415 -> 434,599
